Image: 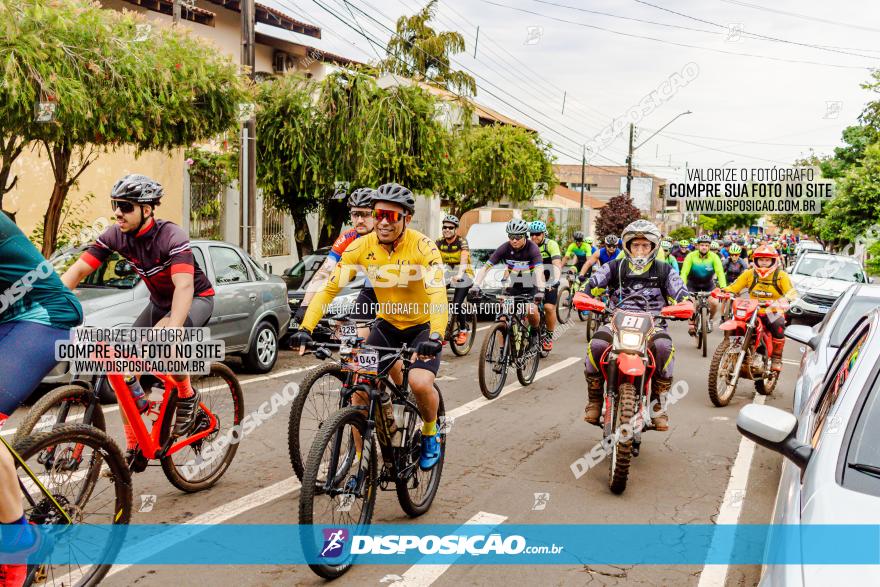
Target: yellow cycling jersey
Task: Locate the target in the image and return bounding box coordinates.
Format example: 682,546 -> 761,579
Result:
301,228 -> 449,336
724,267 -> 798,301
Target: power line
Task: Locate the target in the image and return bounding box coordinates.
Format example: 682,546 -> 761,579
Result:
333,0 -> 628,166
716,0 -> 880,34
478,0 -> 874,70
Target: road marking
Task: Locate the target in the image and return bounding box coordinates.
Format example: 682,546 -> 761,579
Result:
102,478 -> 302,579
95,357 -> 581,579
697,393 -> 766,587
2,366 -> 314,437
448,356 -> 581,420
389,511 -> 508,586
476,324 -> 493,332
782,359 -> 800,366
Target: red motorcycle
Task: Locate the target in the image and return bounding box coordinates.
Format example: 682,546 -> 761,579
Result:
573,291 -> 693,494
707,291 -> 788,406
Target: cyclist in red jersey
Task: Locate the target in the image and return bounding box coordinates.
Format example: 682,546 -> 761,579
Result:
62,175 -> 215,459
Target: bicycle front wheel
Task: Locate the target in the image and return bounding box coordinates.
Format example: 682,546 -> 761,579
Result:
13,423 -> 131,587
288,363 -> 348,480
556,287 -> 572,324
478,323 -> 509,399
12,385 -> 106,447
299,407 -> 377,580
396,388 -> 446,517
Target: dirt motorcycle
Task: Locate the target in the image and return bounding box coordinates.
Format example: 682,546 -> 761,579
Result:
707,290 -> 788,406
573,291 -> 694,494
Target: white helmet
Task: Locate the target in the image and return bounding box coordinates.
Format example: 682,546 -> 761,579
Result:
621,219 -> 661,270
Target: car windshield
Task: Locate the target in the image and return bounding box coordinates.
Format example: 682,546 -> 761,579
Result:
796,257 -> 865,282
830,297 -> 880,347
285,253 -> 326,289
50,247 -> 138,290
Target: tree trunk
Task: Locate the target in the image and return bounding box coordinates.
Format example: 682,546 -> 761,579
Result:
42,144 -> 73,258
0,136 -> 25,214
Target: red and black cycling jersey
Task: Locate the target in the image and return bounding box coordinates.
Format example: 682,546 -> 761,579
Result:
80,218 -> 214,310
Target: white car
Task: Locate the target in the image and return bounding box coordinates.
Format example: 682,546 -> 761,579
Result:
794,240 -> 824,256
788,252 -> 869,324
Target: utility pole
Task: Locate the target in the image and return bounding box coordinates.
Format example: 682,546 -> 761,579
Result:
579,145 -> 587,234
626,123 -> 634,198
240,0 -> 256,253
173,0 -> 181,24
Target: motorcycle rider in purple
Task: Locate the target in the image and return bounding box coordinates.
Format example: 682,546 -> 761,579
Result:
583,220 -> 691,431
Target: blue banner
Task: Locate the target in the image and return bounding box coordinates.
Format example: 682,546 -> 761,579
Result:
3,524 -> 879,565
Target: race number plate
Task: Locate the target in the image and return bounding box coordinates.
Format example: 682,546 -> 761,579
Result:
343,348 -> 379,375
336,322 -> 358,339
501,297 -> 515,314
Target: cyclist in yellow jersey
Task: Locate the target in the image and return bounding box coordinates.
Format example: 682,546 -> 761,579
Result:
720,245 -> 799,372
293,183 -> 448,470
436,214 -> 473,346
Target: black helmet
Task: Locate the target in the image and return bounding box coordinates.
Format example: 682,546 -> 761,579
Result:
374,182 -> 415,214
604,234 -> 618,246
573,231 -> 584,241
347,187 -> 374,208
111,174 -> 163,204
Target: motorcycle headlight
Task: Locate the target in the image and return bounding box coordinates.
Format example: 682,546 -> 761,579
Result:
619,330 -> 644,350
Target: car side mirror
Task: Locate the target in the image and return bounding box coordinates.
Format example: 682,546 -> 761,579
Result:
785,324 -> 818,350
737,404 -> 812,472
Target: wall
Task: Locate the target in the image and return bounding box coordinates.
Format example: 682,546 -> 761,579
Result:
5,147 -> 184,241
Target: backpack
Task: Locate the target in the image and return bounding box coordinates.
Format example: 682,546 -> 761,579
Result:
750,266 -> 784,296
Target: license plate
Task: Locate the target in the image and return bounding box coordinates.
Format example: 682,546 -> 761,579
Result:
343,348 -> 378,375
289,318 -> 299,329
818,306 -> 830,314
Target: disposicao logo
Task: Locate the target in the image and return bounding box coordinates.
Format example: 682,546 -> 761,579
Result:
320,528 -> 349,559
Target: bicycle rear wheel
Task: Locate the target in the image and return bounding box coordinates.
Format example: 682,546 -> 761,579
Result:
13,423 -> 131,587
396,389 -> 446,517
288,363 -> 348,481
478,323 -> 509,399
701,305 -> 709,357
449,303 -> 478,357
516,329 -> 540,386
299,407 -> 377,580
556,287 -> 572,324
160,363 -> 245,492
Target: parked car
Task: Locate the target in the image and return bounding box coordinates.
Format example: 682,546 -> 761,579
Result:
784,284 -> 880,414
43,240 -> 290,390
788,251 -> 869,324
794,239 -> 824,257
737,309 -> 880,586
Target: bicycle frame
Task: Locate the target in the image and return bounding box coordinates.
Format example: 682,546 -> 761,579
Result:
103,371 -> 218,461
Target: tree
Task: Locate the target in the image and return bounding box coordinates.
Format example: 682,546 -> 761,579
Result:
669,226 -> 695,241
1,1 -> 247,255
256,71 -> 450,254
380,0 -> 476,96
594,194 -> 642,240
817,143 -> 880,250
697,214 -> 716,233
443,124 -> 555,218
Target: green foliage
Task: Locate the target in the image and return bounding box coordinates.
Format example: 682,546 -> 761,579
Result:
0,0 -> 248,254
866,241 -> 880,275
704,213 -> 760,233
594,195 -> 642,240
669,226 -> 695,241
256,70 -> 451,247
697,214 -> 716,232
381,0 -> 476,96
817,143 -> 880,248
522,209 -> 563,243
443,125 -> 556,217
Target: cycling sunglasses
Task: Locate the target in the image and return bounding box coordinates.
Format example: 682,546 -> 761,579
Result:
372,209 -> 405,223
442,225 -> 456,231
111,200 -> 136,214
529,232 -> 544,237
350,210 -> 372,219
508,233 -> 526,241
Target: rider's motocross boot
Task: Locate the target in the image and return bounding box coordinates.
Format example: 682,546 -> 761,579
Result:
651,377 -> 673,431
584,374 -> 604,425
770,338 -> 785,373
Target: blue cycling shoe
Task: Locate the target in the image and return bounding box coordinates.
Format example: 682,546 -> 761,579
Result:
419,434 -> 441,471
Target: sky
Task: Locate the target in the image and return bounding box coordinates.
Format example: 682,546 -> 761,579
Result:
261,0 -> 880,181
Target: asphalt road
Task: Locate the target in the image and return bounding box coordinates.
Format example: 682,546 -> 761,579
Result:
6,316 -> 802,587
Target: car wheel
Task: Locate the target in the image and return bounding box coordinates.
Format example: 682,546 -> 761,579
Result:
243,321 -> 278,373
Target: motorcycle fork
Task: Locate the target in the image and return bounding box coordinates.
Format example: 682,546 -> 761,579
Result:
603,362 -> 618,438
731,313 -> 756,381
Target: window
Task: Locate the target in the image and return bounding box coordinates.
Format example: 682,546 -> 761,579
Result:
246,255 -> 269,281
81,252 -> 139,289
843,369 -> 880,495
811,326 -> 868,447
795,256 -> 865,282
210,247 -> 249,284
192,248 -> 207,275
829,297 -> 879,347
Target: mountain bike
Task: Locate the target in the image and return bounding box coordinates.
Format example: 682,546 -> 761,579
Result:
692,291 -> 712,357
298,339 -> 447,579
477,294 -> 543,399
14,360 -> 243,492
288,318 -> 372,481
444,284 -> 478,357
3,423 -> 131,586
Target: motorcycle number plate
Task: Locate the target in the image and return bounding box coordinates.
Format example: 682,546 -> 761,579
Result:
343,349 -> 379,375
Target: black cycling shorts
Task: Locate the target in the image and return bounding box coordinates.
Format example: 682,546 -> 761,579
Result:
544,282 -> 560,305
132,296 -> 214,328
349,286 -> 378,321
366,319 -> 440,375
686,280 -> 716,294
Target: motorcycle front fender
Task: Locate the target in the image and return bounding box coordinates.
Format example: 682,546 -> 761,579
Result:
720,319 -> 747,331
618,352 -> 646,376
